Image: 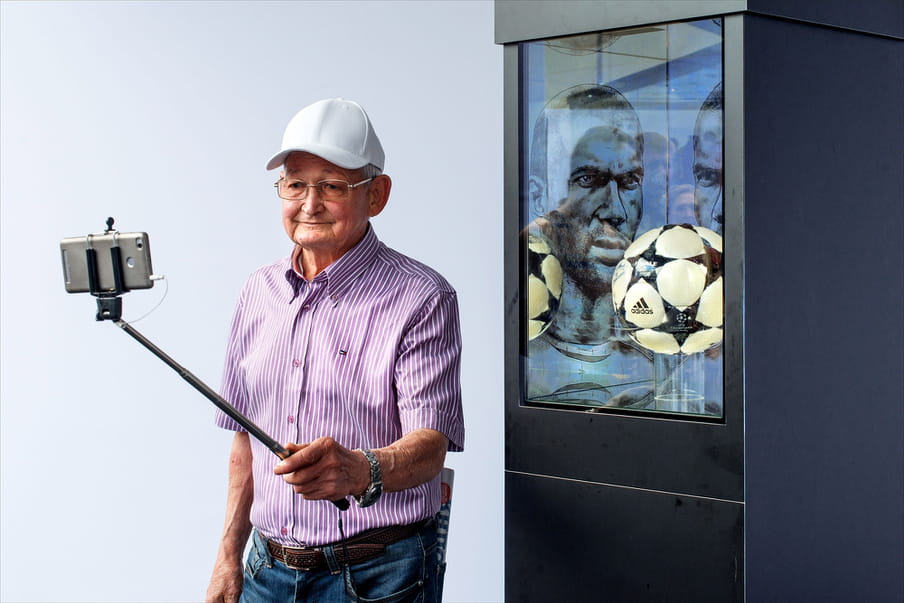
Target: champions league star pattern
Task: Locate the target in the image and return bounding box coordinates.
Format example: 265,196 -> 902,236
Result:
612,224 -> 723,355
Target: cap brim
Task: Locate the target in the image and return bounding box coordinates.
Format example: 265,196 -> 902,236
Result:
266,144 -> 373,171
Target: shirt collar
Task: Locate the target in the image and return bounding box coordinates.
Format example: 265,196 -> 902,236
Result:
283,224 -> 381,302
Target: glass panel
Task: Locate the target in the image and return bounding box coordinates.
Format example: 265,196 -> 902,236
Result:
521,18 -> 724,418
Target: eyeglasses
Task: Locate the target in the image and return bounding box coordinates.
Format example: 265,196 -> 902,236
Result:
274,177 -> 374,201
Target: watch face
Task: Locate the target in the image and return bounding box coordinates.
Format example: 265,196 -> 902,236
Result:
356,483 -> 382,508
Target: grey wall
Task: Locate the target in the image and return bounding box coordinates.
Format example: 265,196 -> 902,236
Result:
0,2 -> 504,602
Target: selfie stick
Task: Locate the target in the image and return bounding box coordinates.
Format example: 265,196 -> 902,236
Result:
85,219 -> 349,511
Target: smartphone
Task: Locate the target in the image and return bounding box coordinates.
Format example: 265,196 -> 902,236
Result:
60,232 -> 154,293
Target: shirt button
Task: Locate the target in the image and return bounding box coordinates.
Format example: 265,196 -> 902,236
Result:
281,527 -> 288,536
287,416 -> 295,424
292,359 -> 301,367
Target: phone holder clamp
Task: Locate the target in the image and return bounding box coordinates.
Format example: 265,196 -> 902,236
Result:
87,217 -> 126,321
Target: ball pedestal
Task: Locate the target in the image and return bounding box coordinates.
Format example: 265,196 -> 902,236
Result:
653,352 -> 705,414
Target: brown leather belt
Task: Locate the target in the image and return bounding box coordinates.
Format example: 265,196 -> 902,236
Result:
267,520 -> 429,571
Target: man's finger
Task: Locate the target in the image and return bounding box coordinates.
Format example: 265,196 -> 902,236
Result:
273,442 -> 316,474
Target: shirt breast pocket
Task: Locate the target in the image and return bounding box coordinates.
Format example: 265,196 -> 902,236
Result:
325,312 -> 402,441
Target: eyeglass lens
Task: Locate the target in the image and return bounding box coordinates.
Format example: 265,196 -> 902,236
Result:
278,180 -> 351,200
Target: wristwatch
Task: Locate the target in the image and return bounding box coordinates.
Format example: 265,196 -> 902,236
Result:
354,449 -> 383,508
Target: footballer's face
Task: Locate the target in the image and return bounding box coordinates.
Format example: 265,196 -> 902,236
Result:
549,122 -> 643,295
694,109 -> 723,234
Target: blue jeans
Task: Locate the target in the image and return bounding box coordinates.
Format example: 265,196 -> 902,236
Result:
240,522 -> 442,603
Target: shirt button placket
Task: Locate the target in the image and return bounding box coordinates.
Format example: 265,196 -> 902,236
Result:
291,282 -> 317,449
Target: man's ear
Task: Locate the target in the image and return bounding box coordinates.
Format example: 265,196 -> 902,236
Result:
528,175 -> 546,217
367,174 -> 392,217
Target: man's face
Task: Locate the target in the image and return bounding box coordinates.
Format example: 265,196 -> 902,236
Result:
669,187 -> 697,224
549,123 -> 643,293
693,110 -> 723,234
280,153 -> 377,263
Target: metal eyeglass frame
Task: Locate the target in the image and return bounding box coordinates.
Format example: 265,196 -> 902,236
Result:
274,177 -> 374,201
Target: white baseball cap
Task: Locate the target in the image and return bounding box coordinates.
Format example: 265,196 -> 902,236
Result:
266,98 -> 385,171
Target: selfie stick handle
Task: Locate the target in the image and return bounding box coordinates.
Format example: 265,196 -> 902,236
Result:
113,318 -> 350,511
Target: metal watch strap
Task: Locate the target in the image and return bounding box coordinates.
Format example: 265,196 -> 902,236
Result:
354,448 -> 383,508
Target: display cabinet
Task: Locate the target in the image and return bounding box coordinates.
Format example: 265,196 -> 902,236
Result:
499,1 -> 903,600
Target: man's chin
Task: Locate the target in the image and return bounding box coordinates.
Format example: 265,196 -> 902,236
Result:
567,265 -> 616,297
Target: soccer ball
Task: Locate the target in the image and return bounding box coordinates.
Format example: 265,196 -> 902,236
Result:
526,233 -> 563,340
611,224 -> 723,355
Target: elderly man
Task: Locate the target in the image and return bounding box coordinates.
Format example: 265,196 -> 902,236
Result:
525,84 -> 652,407
206,98 -> 464,603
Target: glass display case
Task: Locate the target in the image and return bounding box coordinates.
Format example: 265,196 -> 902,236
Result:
519,18 -> 724,418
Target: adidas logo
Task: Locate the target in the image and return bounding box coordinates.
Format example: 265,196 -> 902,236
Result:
630,298 -> 654,315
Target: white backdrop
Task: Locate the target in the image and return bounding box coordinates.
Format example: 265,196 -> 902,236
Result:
0,2 -> 503,601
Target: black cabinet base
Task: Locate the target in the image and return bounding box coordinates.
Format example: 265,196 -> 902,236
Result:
505,471 -> 744,602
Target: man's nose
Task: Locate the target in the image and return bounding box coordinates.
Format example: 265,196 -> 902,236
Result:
298,189 -> 326,213
596,181 -> 631,224
594,180 -> 621,208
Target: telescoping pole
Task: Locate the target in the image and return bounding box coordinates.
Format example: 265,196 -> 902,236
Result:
113,319 -> 350,511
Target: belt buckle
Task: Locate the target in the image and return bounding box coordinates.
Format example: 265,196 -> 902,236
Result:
281,545 -> 318,571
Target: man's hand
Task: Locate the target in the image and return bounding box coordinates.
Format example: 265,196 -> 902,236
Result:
205,557 -> 243,603
207,432 -> 253,603
274,429 -> 449,500
273,437 -> 370,501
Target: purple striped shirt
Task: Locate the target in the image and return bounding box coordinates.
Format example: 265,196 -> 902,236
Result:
215,225 -> 464,546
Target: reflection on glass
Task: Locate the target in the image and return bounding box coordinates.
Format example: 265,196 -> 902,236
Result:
694,83 -> 724,234
521,18 -> 724,418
